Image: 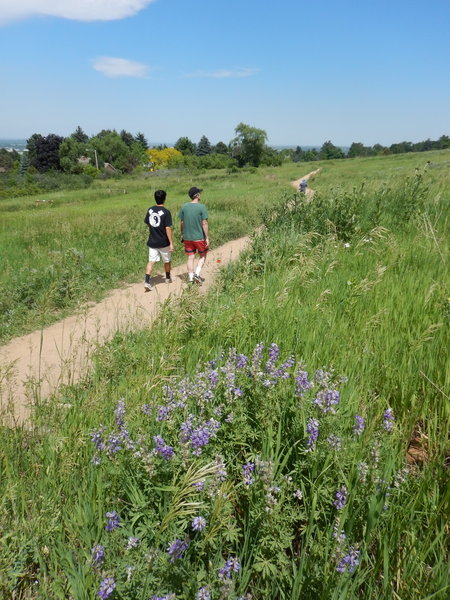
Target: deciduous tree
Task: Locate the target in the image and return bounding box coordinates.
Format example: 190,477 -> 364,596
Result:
175,136 -> 196,155
230,122 -> 268,167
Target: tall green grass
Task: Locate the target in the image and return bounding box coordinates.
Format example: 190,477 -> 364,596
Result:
1,155 -> 448,599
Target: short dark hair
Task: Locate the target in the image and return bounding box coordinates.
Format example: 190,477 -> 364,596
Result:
154,189 -> 166,204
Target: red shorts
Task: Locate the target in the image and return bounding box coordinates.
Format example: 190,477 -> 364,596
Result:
183,239 -> 209,255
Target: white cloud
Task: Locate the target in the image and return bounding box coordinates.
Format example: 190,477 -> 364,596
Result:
93,56 -> 150,78
186,68 -> 260,79
0,1 -> 155,24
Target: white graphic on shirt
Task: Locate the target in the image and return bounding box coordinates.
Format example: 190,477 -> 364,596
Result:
149,209 -> 164,227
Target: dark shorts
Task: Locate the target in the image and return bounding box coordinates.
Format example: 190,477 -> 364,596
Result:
183,240 -> 208,255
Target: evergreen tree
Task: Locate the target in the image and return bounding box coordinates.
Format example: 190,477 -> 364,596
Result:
196,135 -> 212,156
71,126 -> 89,144
135,132 -> 149,149
291,146 -> 304,162
19,151 -> 30,176
120,129 -> 135,147
28,133 -> 64,172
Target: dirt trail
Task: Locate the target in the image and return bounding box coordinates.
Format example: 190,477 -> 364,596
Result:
0,172 -> 318,426
291,169 -> 320,197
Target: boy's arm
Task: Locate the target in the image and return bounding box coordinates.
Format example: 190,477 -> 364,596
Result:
165,226 -> 174,252
202,219 -> 209,246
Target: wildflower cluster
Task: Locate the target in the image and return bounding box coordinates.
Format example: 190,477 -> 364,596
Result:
218,556 -> 241,580
85,343 -> 407,595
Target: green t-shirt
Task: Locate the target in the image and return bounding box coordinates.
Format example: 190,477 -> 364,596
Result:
179,202 -> 208,241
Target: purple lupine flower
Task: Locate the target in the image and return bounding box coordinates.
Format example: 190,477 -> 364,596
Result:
127,536 -> 139,549
192,479 -> 205,492
218,556 -> 241,580
243,462 -> 255,485
250,342 -> 265,375
156,405 -> 170,421
91,544 -> 105,566
334,486 -> 348,510
306,418 -> 320,449
91,428 -> 105,451
208,369 -> 220,386
314,368 -> 332,386
180,415 -> 195,443
327,434 -> 342,450
383,408 -> 395,432
274,355 -> 295,379
197,586 -> 211,600
162,384 -> 175,401
141,403 -> 151,415
98,577 -> 115,599
353,415 -> 365,436
265,343 -> 280,373
190,425 -> 212,456
153,435 -> 174,460
151,595 -> 175,600
236,354 -> 248,369
313,389 -> 340,414
333,527 -> 347,545
266,485 -> 281,512
167,538 -> 189,562
233,387 -> 243,397
336,547 -> 360,573
105,511 -> 120,531
191,516 -> 207,531
295,369 -> 313,396
106,433 -> 122,455
293,489 -> 303,500
115,399 -> 126,426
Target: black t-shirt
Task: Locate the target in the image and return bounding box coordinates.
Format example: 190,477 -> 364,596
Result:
144,205 -> 172,248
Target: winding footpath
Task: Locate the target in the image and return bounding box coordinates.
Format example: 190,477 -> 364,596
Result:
0,171 -> 319,426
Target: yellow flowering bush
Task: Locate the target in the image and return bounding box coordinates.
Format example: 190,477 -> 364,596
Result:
145,147 -> 182,170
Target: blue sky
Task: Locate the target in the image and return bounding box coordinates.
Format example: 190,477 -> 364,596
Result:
0,0 -> 449,147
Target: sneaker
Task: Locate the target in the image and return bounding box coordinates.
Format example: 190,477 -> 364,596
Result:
165,277 -> 172,284
144,281 -> 153,292
193,274 -> 204,284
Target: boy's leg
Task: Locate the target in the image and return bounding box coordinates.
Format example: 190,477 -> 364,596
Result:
145,247 -> 159,290
195,255 -> 206,277
159,247 -> 172,283
144,262 -> 154,290
187,254 -> 195,281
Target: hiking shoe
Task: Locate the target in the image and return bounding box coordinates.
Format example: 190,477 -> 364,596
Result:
144,281 -> 153,292
193,274 -> 204,284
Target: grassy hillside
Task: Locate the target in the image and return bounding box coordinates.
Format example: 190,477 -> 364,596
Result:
0,151 -> 449,599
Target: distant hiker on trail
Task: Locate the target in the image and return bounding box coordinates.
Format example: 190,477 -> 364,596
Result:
144,189 -> 174,291
179,186 -> 209,285
299,179 -> 308,193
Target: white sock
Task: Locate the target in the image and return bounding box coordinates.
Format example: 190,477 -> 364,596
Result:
188,272 -> 194,281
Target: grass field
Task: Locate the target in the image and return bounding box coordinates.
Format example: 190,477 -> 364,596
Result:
0,151 -> 449,599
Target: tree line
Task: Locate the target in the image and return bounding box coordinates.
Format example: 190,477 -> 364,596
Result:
1,124 -> 449,178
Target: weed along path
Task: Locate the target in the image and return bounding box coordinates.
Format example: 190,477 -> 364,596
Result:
0,171 -> 318,426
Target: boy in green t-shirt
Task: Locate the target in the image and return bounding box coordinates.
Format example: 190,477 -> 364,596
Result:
179,187 -> 209,284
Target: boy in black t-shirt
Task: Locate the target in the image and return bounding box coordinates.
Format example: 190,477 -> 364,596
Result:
143,189 -> 174,291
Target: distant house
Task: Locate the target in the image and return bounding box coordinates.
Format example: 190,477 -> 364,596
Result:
104,162 -> 118,174
77,155 -> 91,165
